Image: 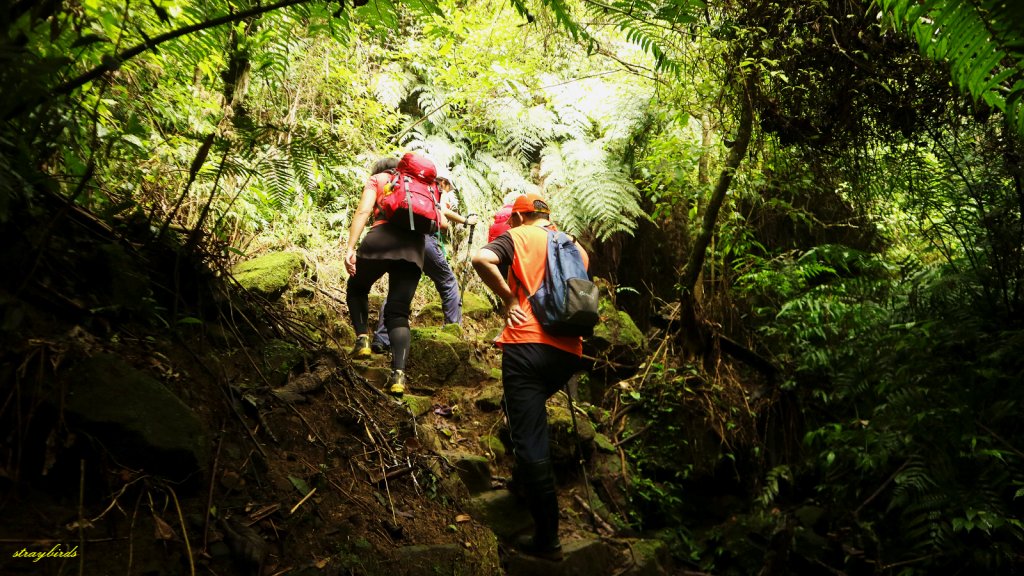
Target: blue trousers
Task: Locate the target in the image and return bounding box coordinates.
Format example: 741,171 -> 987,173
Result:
373,234 -> 461,347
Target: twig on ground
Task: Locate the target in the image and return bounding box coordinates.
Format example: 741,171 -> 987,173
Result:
203,429 -> 224,553
289,487 -> 318,515
167,484 -> 195,576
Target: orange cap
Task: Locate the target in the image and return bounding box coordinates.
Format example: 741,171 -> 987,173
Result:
510,193 -> 550,215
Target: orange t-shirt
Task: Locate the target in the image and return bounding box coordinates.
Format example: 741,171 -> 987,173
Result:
495,224 -> 589,356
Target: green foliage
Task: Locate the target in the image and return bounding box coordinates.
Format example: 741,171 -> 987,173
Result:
541,139 -> 647,239
878,0 -> 1024,136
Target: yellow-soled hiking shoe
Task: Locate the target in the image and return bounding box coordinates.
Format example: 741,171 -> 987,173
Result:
387,370 -> 406,397
351,335 -> 372,358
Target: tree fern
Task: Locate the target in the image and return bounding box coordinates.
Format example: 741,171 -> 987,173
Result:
493,97 -> 558,164
373,64 -> 419,110
541,139 -> 646,240
877,0 -> 1024,136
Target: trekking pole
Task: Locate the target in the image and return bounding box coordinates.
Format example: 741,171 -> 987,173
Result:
459,220 -> 476,305
565,372 -> 601,534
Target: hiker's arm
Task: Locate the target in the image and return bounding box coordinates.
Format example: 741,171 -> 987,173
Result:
442,208 -> 479,227
344,178 -> 377,276
473,247 -> 526,326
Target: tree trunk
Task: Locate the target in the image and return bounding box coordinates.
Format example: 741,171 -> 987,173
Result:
678,76 -> 754,357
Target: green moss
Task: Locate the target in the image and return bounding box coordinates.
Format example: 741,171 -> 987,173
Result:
417,300 -> 445,323
594,433 -> 616,453
231,252 -> 303,299
261,339 -> 304,387
402,394 -> 434,417
547,404 -> 596,442
593,309 -> 644,348
479,435 -> 506,458
462,291 -> 493,319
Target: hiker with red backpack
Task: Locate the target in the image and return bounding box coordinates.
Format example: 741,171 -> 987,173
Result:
472,192 -> 599,561
345,153 -> 447,396
370,168 -> 478,354
488,202 -> 514,243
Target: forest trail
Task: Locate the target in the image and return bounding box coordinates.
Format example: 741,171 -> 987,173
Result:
0,208 -> 666,576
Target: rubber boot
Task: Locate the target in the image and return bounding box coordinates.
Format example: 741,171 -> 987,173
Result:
514,459 -> 563,561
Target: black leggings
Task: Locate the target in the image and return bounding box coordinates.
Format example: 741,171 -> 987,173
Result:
346,258 -> 421,370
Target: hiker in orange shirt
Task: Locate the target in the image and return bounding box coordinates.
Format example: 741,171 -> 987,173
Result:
472,192 -> 588,561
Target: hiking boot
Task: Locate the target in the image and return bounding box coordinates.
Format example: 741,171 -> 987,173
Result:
370,341 -> 389,355
351,335 -> 372,358
387,370 -> 406,396
514,534 -> 563,561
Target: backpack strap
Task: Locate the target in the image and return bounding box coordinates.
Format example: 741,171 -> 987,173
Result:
508,225 -> 555,299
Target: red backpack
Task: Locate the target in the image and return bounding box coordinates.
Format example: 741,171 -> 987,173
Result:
488,203 -> 514,242
376,153 -> 441,234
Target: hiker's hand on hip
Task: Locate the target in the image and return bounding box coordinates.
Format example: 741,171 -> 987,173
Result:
505,302 -> 527,326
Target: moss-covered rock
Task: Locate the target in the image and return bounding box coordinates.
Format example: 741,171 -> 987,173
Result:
416,299 -> 445,324
482,327 -> 503,344
401,394 -> 434,418
407,326 -> 488,386
439,450 -> 492,495
63,354 -> 207,483
547,403 -> 597,466
587,285 -> 646,367
473,381 -> 504,412
260,339 -> 304,388
594,432 -> 616,453
462,291 -> 493,320
408,327 -> 463,382
479,435 -> 507,459
231,251 -> 303,301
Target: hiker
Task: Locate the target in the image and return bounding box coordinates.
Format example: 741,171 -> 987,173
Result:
345,154 -> 446,396
487,192 -> 523,280
370,168 -> 478,353
487,202 -> 514,243
471,192 -> 589,561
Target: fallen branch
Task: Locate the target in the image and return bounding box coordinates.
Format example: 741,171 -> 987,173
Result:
371,465 -> 414,485
572,493 -> 615,535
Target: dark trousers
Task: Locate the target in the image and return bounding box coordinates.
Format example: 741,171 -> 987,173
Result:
501,343 -> 581,465
346,258 -> 421,370
502,342 -> 579,551
373,234 -> 461,347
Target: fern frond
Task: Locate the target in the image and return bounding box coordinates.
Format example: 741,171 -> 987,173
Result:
373,64 -> 418,110
878,0 -> 1024,136
493,97 -> 556,164
541,139 -> 646,240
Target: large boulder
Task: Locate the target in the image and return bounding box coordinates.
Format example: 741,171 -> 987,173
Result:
586,279 -> 645,368
63,354 -> 208,483
231,251 -> 303,300
547,403 -> 597,467
462,291 -> 494,320
407,326 -> 489,387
